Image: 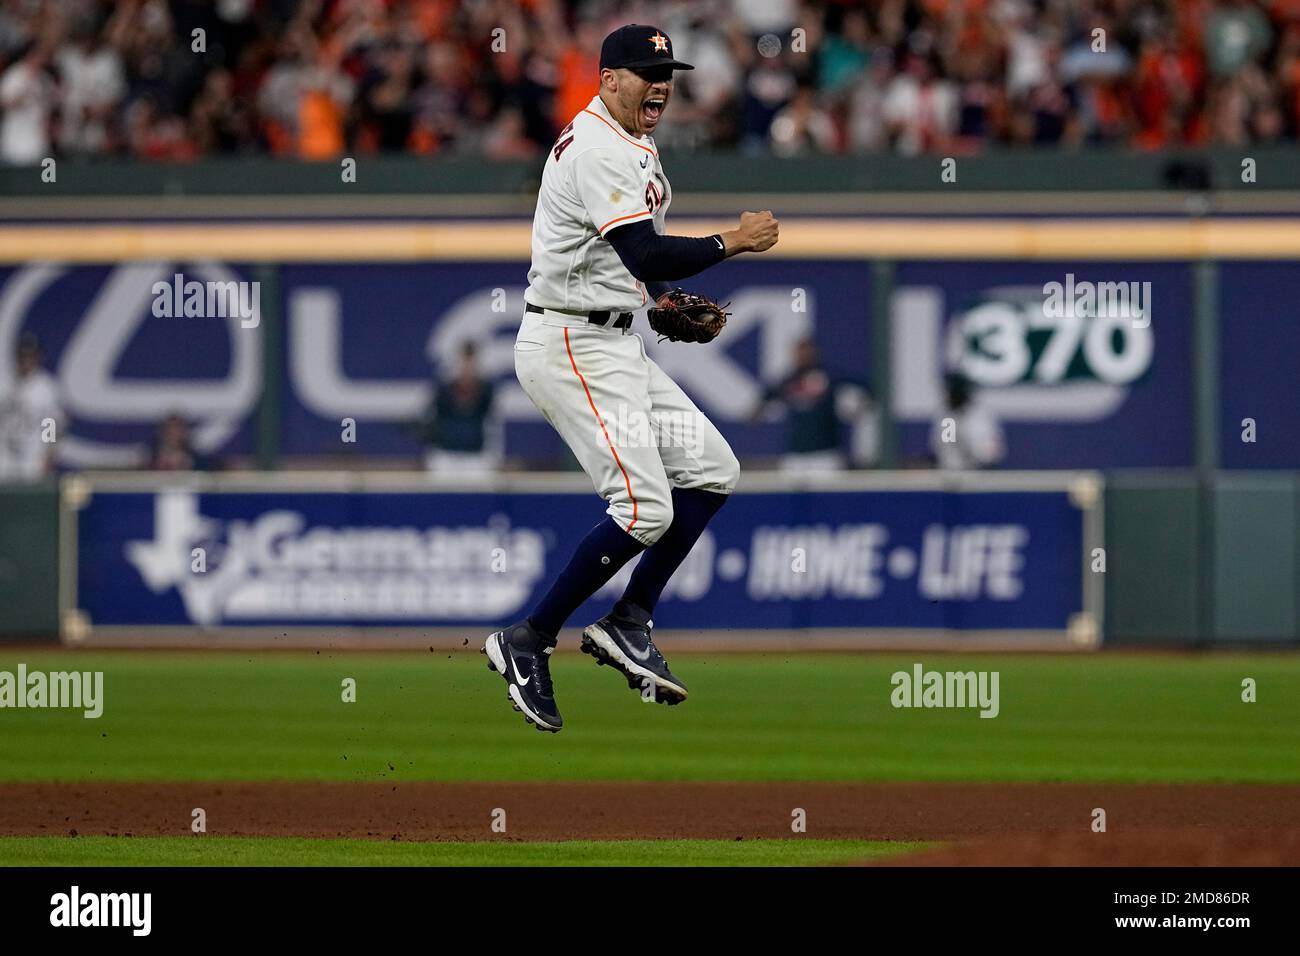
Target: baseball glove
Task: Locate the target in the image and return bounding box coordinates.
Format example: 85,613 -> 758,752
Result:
647,288 -> 730,344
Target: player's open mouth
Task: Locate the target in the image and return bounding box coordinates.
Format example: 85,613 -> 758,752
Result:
642,98 -> 665,128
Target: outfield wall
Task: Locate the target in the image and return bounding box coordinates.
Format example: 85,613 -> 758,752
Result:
0,483 -> 59,638
3,148 -> 1299,213
54,470 -> 1099,649
0,217 -> 1296,473
1105,473 -> 1300,644
3,472 -> 1296,647
0,212 -> 1294,645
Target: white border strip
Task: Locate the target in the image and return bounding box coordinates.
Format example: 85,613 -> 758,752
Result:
66,468 -> 1099,494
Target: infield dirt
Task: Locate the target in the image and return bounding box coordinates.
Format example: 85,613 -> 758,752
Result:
3,782 -> 1298,864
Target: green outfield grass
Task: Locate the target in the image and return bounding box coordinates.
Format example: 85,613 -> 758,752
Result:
0,650 -> 1296,783
0,835 -> 923,867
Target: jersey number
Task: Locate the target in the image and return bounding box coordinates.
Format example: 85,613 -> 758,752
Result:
644,180 -> 664,214
553,122 -> 575,161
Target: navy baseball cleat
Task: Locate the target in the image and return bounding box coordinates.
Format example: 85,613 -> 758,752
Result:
581,600 -> 688,704
482,621 -> 562,732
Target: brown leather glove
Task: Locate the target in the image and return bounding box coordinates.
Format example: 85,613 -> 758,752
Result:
646,288 -> 730,344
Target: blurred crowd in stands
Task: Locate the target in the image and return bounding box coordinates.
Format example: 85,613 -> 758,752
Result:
2,0 -> 1299,165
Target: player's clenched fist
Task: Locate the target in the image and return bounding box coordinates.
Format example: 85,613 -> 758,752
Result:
742,210 -> 780,251
724,210 -> 779,256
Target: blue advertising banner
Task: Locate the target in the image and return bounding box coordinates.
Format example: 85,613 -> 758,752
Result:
1218,262 -> 1300,469
892,261 -> 1195,469
15,255 -> 1295,470
67,475 -> 1098,643
0,258 -> 870,468
276,260 -> 873,461
0,262 -> 260,468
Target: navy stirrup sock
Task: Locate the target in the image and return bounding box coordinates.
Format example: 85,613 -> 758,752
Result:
528,517 -> 645,638
622,487 -> 728,616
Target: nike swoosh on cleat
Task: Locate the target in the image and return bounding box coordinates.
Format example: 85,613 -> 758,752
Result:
508,649 -> 530,686
613,627 -> 653,662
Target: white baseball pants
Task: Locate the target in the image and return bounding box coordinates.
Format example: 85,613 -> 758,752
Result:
514,309 -> 740,547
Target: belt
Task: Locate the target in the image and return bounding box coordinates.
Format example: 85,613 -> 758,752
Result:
526,302 -> 633,330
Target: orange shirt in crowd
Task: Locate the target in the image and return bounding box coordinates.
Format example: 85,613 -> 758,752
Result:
300,88 -> 345,158
413,0 -> 457,41
555,45 -> 599,128
1289,59 -> 1300,132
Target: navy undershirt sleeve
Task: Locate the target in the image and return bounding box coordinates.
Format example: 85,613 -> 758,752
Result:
646,280 -> 672,301
605,219 -> 726,286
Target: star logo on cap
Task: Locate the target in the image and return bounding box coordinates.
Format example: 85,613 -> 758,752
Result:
649,32 -> 668,52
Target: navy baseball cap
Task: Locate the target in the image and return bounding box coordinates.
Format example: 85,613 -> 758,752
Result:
599,24 -> 694,72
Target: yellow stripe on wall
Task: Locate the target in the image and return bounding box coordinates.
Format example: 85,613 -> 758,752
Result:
2,218 -> 1300,262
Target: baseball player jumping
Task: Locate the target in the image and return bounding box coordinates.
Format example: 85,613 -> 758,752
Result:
483,23 -> 779,732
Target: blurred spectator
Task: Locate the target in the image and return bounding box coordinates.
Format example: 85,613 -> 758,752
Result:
147,413 -> 206,471
125,93 -> 196,161
0,334 -> 62,482
1132,29 -> 1203,149
732,0 -> 800,37
0,42 -> 56,164
56,19 -> 124,155
190,68 -> 248,154
769,82 -> 836,154
1212,61 -> 1284,143
1205,0 -> 1273,78
1275,21 -> 1300,132
1017,43 -> 1079,145
0,6 -> 28,60
952,38 -> 1004,149
483,105 -> 538,159
419,342 -> 499,476
929,373 -> 1005,471
753,338 -> 875,474
817,8 -> 872,97
1003,2 -> 1055,100
846,49 -> 894,151
553,17 -> 603,132
360,40 -> 417,153
883,51 -> 957,154
1,0 -> 1299,163
669,16 -> 743,149
410,40 -> 472,153
740,45 -> 798,149
258,27 -> 352,158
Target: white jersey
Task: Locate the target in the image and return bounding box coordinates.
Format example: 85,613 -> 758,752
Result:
0,369 -> 61,480
930,404 -> 1006,470
525,95 -> 672,313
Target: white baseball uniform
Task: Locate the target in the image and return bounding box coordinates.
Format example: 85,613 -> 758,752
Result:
0,368 -> 61,481
517,94 -> 739,547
